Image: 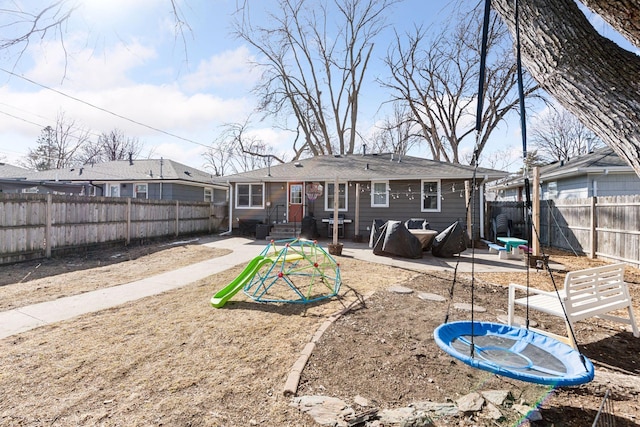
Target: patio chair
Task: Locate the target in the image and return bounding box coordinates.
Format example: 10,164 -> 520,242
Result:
491,213 -> 512,242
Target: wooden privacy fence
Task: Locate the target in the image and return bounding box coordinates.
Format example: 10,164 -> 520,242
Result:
0,193 -> 227,265
488,195 -> 640,267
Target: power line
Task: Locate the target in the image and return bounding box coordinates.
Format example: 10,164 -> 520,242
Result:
0,67 -> 211,149
0,109 -> 43,129
0,102 -> 122,142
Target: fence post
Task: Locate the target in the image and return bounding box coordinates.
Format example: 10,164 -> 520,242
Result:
546,201 -> 552,246
532,167 -> 540,256
45,193 -> 52,258
209,203 -> 213,234
126,198 -> 131,245
590,196 -> 597,259
175,201 -> 180,237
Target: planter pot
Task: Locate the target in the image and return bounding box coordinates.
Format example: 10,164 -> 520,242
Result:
527,254 -> 549,269
328,243 -> 344,256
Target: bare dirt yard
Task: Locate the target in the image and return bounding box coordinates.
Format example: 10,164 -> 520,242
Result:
0,237 -> 639,426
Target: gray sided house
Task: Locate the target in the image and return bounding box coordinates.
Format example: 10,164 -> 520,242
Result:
219,153 -> 507,240
490,147 -> 640,201
0,159 -> 228,203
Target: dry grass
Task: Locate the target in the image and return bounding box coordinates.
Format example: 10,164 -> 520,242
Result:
1,242 -> 639,426
0,252 -> 413,426
0,244 -> 230,311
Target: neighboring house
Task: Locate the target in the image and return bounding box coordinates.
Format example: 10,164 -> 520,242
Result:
216,152 -> 507,239
0,158 -> 228,203
0,163 -> 28,177
490,147 -> 640,201
1,162 -> 86,194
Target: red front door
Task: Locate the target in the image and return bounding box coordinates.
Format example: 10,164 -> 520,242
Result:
288,182 -> 304,223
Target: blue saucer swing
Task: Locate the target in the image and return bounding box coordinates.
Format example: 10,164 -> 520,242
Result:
434,322 -> 594,386
433,0 -> 594,387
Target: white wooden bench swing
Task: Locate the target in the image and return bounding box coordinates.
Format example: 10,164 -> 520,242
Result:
508,263 -> 640,349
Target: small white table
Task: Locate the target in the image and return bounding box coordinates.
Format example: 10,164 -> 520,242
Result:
321,217 -> 352,238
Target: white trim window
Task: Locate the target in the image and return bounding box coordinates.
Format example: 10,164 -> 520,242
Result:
204,187 -> 213,202
371,181 -> 389,207
134,183 -> 148,199
325,181 -> 348,211
421,179 -> 441,212
235,183 -> 264,208
107,183 -> 120,197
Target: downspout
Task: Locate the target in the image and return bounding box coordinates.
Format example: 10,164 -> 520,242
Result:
219,180 -> 233,236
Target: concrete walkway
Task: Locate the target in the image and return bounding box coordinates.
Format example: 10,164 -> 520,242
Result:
0,237 -> 540,340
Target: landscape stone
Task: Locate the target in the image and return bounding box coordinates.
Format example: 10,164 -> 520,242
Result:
417,292 -> 446,302
354,395 -> 370,407
456,392 -> 485,413
290,395 -> 354,426
481,402 -> 503,420
513,404 -> 542,421
377,407 -> 414,425
403,411 -> 435,427
388,285 -> 414,294
480,390 -> 511,406
411,401 -> 458,416
453,302 -> 487,313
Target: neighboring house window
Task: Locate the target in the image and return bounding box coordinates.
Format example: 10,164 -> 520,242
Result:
204,188 -> 213,202
325,182 -> 347,211
134,183 -> 148,199
107,183 -> 120,197
371,181 -> 389,207
236,183 -> 264,208
421,180 -> 441,212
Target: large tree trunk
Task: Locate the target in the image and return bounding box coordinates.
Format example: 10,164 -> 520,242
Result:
581,0 -> 640,49
492,0 -> 640,177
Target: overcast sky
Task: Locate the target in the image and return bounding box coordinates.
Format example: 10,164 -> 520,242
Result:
0,0 -> 635,173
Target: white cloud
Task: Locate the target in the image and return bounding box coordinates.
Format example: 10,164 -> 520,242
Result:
181,46 -> 259,92
77,0 -> 169,32
25,37 -> 157,91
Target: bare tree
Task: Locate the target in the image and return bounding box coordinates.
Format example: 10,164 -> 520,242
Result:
468,147 -> 519,172
492,0 -> 640,177
204,136 -> 236,177
1,1 -> 189,72
78,129 -> 145,164
0,1 -> 77,67
382,6 -> 540,164
531,106 -> 603,163
22,112 -> 90,170
204,119 -> 285,176
369,103 -> 420,156
234,0 -> 397,158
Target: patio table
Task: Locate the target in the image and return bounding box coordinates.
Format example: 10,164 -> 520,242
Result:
497,237 -> 528,253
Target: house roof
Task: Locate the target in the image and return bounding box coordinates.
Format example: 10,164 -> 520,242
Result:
7,159 -> 224,188
539,146 -> 631,179
0,163 -> 29,178
218,153 -> 508,183
492,147 -> 634,189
